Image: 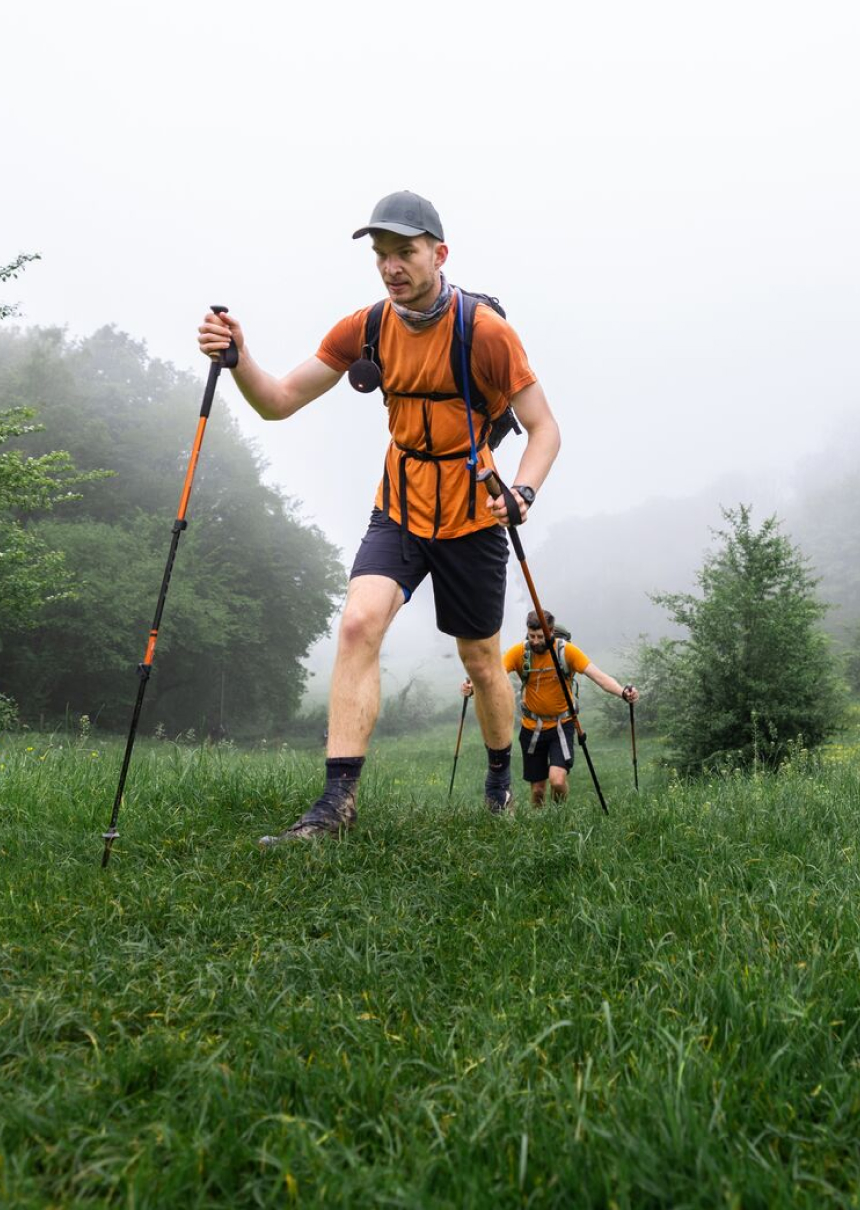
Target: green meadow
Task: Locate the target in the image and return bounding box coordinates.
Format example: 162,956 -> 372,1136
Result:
2,719 -> 860,1208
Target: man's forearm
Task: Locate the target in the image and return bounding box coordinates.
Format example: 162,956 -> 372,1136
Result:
231,349 -> 292,420
585,665 -> 626,697
231,352 -> 343,422
513,415 -> 561,493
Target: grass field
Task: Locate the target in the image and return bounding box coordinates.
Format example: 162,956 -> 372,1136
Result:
2,717 -> 860,1207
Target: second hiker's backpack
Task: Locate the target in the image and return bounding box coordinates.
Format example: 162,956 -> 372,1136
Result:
519,629 -> 580,713
349,288 -> 522,451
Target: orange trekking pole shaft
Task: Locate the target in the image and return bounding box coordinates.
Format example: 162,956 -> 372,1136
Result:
101,307 -> 238,867
477,468 -> 609,816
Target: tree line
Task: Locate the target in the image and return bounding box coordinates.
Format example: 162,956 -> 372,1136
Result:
0,322 -> 344,737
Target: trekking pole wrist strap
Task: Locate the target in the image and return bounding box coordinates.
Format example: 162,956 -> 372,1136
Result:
476,467 -> 524,527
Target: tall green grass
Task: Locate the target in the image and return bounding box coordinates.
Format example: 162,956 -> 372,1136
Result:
1,723 -> 859,1207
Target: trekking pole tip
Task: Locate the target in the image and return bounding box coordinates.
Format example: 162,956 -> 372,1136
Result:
101,829 -> 119,868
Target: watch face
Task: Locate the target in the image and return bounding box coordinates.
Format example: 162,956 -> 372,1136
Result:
515,485 -> 535,505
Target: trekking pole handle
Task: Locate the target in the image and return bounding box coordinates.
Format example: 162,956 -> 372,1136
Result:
478,468 -> 522,522
476,468 -> 526,556
211,305 -> 239,371
478,467 -> 502,498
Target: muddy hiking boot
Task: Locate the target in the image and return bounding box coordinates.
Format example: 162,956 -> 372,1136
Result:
258,755 -> 364,847
258,791 -> 357,846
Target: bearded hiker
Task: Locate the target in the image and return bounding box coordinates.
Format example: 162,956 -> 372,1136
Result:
462,610 -> 639,807
198,191 -> 561,840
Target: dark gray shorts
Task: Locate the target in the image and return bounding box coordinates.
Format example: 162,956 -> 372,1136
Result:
350,509 -> 508,639
519,721 -> 576,781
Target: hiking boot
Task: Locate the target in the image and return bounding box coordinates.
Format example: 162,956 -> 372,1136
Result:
258,793 -> 357,847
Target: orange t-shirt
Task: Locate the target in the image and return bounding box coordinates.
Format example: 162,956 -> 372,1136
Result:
503,641 -> 591,729
317,297 -> 536,539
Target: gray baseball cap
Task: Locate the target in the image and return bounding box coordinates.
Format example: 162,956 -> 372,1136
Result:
352,190 -> 445,241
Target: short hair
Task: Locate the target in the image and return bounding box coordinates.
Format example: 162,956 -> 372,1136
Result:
526,610 -> 554,631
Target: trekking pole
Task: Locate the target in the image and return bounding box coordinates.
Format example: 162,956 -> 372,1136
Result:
101,308 -> 238,867
448,691 -> 471,798
625,688 -> 639,792
477,468 -> 609,815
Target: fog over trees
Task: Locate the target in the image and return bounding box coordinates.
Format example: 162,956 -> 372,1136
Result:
0,326 -> 344,736
300,419 -> 860,718
531,426 -> 860,665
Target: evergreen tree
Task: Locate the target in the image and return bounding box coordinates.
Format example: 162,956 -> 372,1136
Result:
646,506 -> 845,772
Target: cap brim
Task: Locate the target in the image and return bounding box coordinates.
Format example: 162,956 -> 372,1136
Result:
352,221 -> 428,240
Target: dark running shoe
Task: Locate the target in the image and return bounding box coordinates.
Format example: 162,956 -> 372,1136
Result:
484,770 -> 514,815
258,793 -> 357,847
486,788 -> 514,815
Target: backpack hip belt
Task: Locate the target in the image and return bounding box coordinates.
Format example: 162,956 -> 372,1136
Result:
521,706 -> 573,760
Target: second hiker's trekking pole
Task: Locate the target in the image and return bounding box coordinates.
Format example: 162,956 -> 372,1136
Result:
101,308 -> 238,868
477,467 -> 609,815
626,688 -> 639,792
448,690 -> 471,798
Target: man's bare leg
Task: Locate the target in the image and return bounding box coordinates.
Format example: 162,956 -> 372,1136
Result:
531,780 -> 547,808
327,576 -> 405,755
457,632 -> 515,812
548,766 -> 569,804
259,576 -> 404,844
457,632 -> 513,746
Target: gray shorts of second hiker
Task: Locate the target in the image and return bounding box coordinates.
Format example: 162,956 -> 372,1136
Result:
519,721 -> 575,782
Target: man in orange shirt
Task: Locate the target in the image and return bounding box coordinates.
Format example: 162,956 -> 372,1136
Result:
198,191 -> 561,840
465,610 -> 639,806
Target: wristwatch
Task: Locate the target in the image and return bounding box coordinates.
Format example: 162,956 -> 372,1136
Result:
512,484 -> 536,507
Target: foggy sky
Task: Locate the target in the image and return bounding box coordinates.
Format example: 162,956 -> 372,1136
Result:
5,1 -> 859,698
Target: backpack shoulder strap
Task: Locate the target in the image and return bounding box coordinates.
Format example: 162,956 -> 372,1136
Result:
520,638 -> 531,683
363,300 -> 386,375
450,291 -> 490,414
556,638 -> 569,678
